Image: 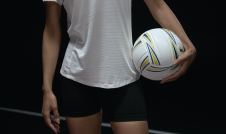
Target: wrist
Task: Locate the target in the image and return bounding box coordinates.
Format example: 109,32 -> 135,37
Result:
42,85 -> 53,94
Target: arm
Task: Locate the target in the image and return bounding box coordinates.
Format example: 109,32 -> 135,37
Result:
42,2 -> 62,93
41,2 -> 61,134
144,0 -> 197,84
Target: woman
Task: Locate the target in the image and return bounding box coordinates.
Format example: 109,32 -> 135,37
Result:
41,0 -> 196,134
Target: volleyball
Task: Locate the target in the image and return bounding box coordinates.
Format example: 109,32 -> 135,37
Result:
132,28 -> 185,80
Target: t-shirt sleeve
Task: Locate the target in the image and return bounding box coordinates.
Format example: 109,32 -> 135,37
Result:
42,0 -> 63,6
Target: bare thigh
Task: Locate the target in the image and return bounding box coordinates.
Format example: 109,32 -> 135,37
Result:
65,111 -> 102,134
111,120 -> 149,134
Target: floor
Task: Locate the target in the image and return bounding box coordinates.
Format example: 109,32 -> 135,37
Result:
0,107 -> 178,134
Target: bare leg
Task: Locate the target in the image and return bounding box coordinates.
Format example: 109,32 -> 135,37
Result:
111,120 -> 149,134
65,111 -> 102,134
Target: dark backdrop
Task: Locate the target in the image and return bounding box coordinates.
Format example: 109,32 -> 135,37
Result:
0,0 -> 224,133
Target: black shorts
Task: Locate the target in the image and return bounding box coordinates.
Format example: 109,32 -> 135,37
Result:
58,75 -> 148,122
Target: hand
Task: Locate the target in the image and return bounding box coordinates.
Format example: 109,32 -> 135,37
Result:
42,91 -> 61,134
160,43 -> 197,84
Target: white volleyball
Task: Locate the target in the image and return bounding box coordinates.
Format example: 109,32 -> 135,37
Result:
132,28 -> 185,80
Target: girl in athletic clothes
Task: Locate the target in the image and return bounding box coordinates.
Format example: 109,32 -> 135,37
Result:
41,0 -> 196,134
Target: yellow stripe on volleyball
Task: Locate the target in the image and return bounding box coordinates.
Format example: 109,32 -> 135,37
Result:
146,43 -> 160,66
140,56 -> 150,72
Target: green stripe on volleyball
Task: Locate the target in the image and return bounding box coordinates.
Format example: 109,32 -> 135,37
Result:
132,28 -> 185,80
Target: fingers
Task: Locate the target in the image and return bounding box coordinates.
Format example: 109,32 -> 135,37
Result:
174,47 -> 197,65
50,115 -> 60,134
160,63 -> 188,84
159,43 -> 197,84
53,107 -> 61,132
173,50 -> 191,65
173,51 -> 189,65
42,106 -> 60,134
42,111 -> 59,134
161,55 -> 195,84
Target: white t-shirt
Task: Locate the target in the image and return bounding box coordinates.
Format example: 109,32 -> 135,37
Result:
43,0 -> 140,89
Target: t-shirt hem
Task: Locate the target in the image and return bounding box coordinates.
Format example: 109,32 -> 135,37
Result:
42,0 -> 63,6
60,70 -> 140,89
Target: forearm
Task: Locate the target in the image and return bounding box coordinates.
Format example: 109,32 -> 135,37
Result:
42,26 -> 61,93
144,0 -> 194,47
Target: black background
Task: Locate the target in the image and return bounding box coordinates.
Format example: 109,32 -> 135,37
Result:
0,0 -> 225,133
